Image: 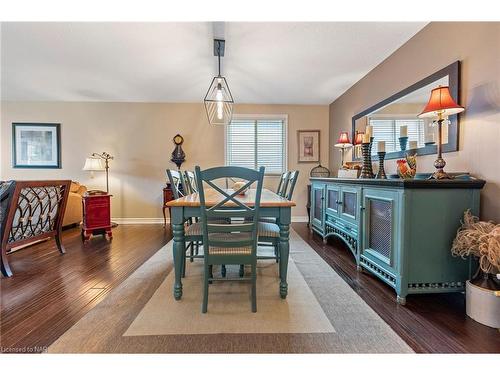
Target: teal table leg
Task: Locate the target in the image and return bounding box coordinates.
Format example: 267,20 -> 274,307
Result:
171,207 -> 185,300
278,207 -> 291,299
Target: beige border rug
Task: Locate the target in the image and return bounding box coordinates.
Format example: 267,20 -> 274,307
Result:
124,252 -> 335,335
48,230 -> 413,353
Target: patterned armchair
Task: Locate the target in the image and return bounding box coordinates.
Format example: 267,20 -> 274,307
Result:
0,180 -> 71,277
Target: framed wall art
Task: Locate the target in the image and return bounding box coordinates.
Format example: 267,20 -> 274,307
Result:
297,130 -> 320,163
12,123 -> 61,168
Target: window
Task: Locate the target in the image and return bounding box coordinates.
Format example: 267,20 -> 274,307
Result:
225,116 -> 287,174
369,117 -> 425,153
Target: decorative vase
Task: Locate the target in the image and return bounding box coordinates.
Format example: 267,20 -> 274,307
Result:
368,137 -> 375,178
375,152 -> 387,179
399,136 -> 408,151
466,279 -> 500,328
359,142 -> 373,179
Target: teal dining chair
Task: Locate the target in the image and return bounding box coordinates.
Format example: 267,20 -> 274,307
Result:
284,170 -> 299,200
276,171 -> 290,197
166,169 -> 202,270
257,171 -> 299,263
195,165 -> 265,313
166,169 -> 187,200
183,170 -> 198,194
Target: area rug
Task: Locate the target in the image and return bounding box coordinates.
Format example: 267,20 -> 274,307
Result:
124,250 -> 335,335
48,229 -> 413,353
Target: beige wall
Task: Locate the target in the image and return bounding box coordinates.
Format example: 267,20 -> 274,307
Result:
1,102 -> 329,220
329,22 -> 500,222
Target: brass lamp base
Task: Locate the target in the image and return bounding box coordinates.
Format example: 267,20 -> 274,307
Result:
427,118 -> 453,180
428,170 -> 452,180
428,157 -> 452,180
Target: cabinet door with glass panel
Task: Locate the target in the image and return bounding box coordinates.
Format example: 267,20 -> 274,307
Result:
361,188 -> 401,274
311,183 -> 325,231
325,184 -> 341,218
338,186 -> 361,226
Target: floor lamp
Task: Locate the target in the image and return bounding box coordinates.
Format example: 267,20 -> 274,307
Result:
83,152 -> 117,227
83,152 -> 114,193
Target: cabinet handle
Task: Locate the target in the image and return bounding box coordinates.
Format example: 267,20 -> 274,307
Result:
360,206 -> 365,210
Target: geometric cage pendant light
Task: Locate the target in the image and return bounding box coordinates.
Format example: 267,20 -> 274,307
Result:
204,39 -> 234,126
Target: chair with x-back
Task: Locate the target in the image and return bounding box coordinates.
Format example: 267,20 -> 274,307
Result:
276,171 -> 290,197
166,169 -> 187,199
166,169 -> 201,270
183,170 -> 198,195
284,170 -> 299,200
195,165 -> 265,313
256,171 -> 299,264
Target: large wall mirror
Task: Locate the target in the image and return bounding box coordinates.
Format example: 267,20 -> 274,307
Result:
352,61 -> 460,160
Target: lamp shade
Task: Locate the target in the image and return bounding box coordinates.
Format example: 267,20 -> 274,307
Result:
335,131 -> 353,148
83,157 -> 105,171
354,132 -> 365,145
418,86 -> 464,118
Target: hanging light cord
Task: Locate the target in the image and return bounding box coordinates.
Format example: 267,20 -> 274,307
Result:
217,40 -> 222,77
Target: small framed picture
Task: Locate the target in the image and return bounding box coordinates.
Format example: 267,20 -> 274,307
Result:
12,123 -> 61,168
297,130 -> 320,163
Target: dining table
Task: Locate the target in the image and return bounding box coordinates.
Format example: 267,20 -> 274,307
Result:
166,188 -> 296,301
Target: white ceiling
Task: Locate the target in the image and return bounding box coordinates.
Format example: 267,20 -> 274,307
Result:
1,22 -> 427,104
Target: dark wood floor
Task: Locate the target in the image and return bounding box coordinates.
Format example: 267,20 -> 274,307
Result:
1,223 -> 498,353
0,224 -> 170,353
292,223 -> 500,353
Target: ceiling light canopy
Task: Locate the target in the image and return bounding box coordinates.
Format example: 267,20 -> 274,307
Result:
204,39 -> 234,126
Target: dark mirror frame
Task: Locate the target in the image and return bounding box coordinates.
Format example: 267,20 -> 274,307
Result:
352,61 -> 460,161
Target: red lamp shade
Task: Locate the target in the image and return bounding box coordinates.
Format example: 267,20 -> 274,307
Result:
334,131 -> 353,148
354,132 -> 364,145
418,86 -> 464,118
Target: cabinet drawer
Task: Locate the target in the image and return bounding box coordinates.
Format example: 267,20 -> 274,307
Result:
85,196 -> 109,205
326,216 -> 358,239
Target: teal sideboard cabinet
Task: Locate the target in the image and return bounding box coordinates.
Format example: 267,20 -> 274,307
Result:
309,177 -> 486,304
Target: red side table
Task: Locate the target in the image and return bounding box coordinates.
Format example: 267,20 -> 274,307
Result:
81,193 -> 113,242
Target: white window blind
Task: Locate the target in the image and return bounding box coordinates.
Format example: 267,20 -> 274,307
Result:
226,117 -> 286,174
369,117 -> 425,153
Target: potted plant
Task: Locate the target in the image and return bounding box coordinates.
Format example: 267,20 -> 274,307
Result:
451,210 -> 500,328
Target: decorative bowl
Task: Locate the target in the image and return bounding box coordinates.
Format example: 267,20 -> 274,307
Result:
232,181 -> 248,195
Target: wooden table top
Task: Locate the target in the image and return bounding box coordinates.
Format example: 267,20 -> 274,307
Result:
166,188 -> 296,207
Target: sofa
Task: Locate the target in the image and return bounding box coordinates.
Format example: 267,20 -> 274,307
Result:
62,181 -> 87,227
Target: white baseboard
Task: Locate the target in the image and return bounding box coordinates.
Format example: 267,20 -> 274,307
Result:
291,216 -> 309,223
112,217 -> 309,224
112,217 -> 166,225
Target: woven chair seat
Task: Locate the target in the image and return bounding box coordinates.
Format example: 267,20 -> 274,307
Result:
185,222 -> 202,236
208,232 -> 252,242
208,246 -> 252,255
185,220 -> 234,236
259,217 -> 276,224
258,222 -> 280,238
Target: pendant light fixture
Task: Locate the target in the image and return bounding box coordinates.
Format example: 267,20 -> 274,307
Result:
204,39 -> 234,126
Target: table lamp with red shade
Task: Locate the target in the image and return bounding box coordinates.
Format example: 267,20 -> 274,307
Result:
334,131 -> 353,169
418,85 -> 464,180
